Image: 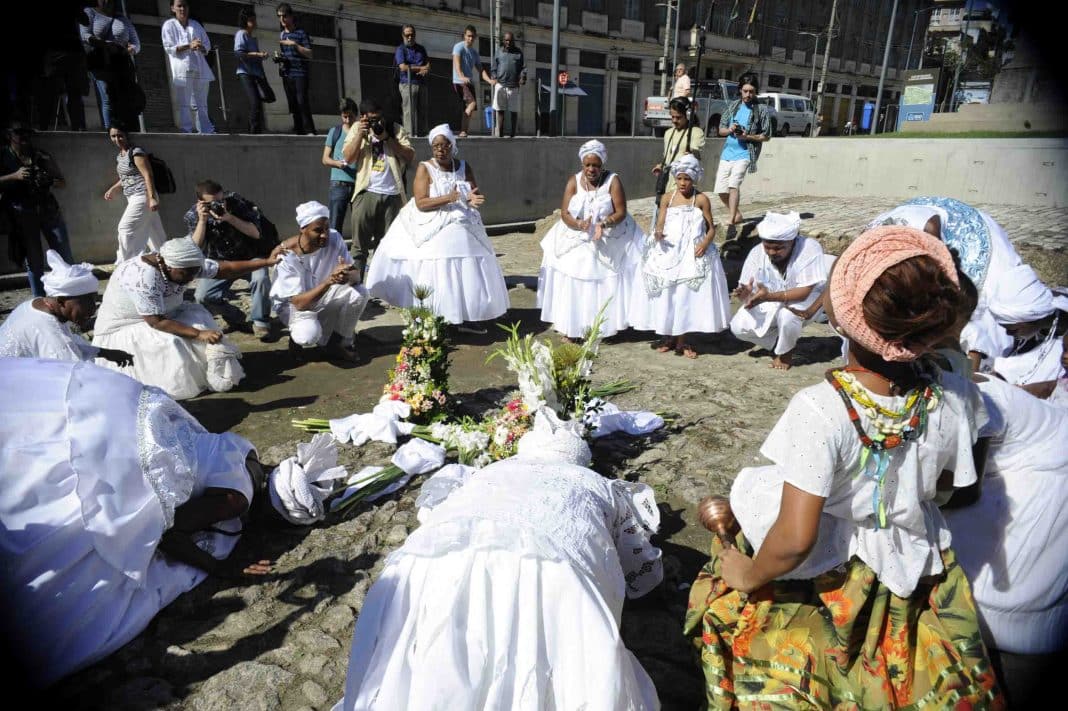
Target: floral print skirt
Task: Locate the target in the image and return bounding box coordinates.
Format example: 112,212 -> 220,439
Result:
683,534 -> 1004,710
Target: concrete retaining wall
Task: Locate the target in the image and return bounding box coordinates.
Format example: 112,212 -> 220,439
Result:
3,133 -> 1067,272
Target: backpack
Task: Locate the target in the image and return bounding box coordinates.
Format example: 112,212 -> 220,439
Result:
129,149 -> 176,194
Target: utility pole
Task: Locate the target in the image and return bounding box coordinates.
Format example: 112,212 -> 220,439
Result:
870,0 -> 900,134
659,0 -> 675,95
813,0 -> 839,121
799,31 -> 820,99
671,0 -> 680,82
549,0 -> 561,135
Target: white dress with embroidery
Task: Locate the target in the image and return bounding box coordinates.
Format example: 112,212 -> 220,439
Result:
538,171 -> 644,338
333,458 -> 663,711
629,191 -> 731,336
0,358 -> 254,686
92,256 -> 244,400
366,159 -> 509,324
0,300 -> 100,361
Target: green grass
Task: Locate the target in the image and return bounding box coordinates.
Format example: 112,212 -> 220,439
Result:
838,130 -> 1068,139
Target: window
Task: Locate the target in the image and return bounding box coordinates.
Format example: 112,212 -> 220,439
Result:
824,82 -> 838,94
767,74 -> 785,88
623,0 -> 641,20
840,83 -> 853,95
585,0 -> 605,11
579,51 -> 605,69
618,56 -> 642,73
788,77 -> 804,91
535,44 -> 565,64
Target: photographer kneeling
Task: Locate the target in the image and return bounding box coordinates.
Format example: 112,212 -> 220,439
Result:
186,179 -> 274,336
341,98 -> 415,280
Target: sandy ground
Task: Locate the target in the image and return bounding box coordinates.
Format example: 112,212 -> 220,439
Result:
0,195 -> 1059,710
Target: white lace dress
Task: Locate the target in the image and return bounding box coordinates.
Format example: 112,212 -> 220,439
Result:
629,191 -> 731,336
538,171 -> 644,338
365,160 -> 509,324
334,459 -> 663,711
0,358 -> 254,686
0,300 -> 100,361
92,256 -> 244,400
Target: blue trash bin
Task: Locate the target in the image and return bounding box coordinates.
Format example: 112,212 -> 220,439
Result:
483,106 -> 495,134
861,102 -> 876,131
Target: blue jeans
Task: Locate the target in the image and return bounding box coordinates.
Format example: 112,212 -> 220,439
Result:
194,266 -> 271,326
90,73 -> 111,130
13,209 -> 72,297
329,181 -> 354,235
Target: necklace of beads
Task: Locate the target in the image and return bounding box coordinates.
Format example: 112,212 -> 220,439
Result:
825,368 -> 942,528
1006,312 -> 1061,383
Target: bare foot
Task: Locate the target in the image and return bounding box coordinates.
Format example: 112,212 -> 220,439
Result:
654,338 -> 674,353
770,352 -> 793,370
678,344 -> 698,359
242,559 -> 274,576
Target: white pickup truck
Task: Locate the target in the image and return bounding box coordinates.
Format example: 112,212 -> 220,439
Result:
642,79 -> 740,136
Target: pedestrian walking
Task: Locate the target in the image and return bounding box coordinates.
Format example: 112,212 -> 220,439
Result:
102,121 -> 165,264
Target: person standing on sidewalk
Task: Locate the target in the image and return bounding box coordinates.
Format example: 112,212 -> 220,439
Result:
276,3 -> 315,135
451,25 -> 495,138
161,0 -> 215,134
395,25 -> 430,138
491,31 -> 526,138
235,6 -> 270,134
103,121 -> 165,264
715,72 -> 771,237
323,98 -> 358,235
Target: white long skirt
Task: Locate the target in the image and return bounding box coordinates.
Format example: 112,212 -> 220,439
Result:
537,217 -> 642,339
93,303 -> 243,400
334,547 -> 659,711
366,201 -> 509,324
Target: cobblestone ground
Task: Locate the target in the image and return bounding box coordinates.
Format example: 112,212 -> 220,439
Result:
3,193 -> 1064,711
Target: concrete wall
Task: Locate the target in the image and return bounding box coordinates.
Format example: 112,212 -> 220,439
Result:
4,133 -> 1067,271
899,102 -> 1068,134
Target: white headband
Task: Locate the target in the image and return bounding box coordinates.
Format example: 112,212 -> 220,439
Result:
296,200 -> 330,228
41,250 -> 99,297
988,264 -> 1055,325
670,154 -> 704,183
578,139 -> 607,165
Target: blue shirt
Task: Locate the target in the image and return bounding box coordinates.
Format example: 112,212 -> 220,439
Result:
325,126 -> 356,183
452,41 -> 481,84
721,102 -> 752,162
395,43 -> 429,84
280,28 -> 311,77
234,29 -> 264,77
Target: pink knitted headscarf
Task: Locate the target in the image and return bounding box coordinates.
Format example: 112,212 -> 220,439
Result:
830,225 -> 959,362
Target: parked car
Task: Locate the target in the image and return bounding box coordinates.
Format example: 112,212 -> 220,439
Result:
642,79 -> 739,137
757,92 -> 816,136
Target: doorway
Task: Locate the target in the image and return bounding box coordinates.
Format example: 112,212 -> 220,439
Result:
615,79 -> 637,136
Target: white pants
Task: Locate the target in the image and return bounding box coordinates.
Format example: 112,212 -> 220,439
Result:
116,193 -> 166,263
172,74 -> 214,134
730,304 -> 806,355
714,158 -> 750,193
283,284 -> 368,348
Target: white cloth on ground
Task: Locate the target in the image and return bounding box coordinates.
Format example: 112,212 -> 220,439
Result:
586,401 -> 665,439
730,235 -> 826,354
331,440 -> 448,512
630,192 -> 731,336
332,453 -> 663,711
0,300 -> 99,361
731,371 -> 986,597
41,249 -> 98,296
329,400 -> 415,446
0,358 -> 254,686
944,376 -> 1068,654
366,160 -> 509,324
271,229 -> 368,347
92,256 -> 242,400
268,433 -> 349,526
538,171 -> 644,338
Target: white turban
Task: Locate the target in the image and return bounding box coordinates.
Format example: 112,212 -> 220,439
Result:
757,211 -> 802,241
159,237 -> 206,268
268,433 -> 349,526
428,123 -> 457,155
867,205 -> 948,235
516,407 -> 592,467
296,200 -> 330,228
578,139 -> 607,165
41,250 -> 98,297
987,264 -> 1055,325
670,154 -> 704,183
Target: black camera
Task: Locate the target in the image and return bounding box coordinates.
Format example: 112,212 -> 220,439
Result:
370,119 -> 385,135
209,197 -> 233,217
26,164 -> 55,192
733,124 -> 745,136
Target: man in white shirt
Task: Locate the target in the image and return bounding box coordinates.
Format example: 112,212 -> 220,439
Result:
671,63 -> 691,98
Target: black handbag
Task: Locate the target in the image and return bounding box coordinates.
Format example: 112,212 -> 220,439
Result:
254,75 -> 276,104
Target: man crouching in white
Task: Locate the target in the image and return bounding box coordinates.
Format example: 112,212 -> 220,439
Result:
729,211 -> 827,370
270,201 -> 369,362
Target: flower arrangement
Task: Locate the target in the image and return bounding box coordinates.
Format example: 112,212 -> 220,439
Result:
382,286 -> 451,423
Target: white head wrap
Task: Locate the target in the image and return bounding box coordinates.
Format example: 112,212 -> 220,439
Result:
670,154 -> 704,183
578,139 -> 607,165
428,123 -> 458,155
987,264 -> 1055,325
867,205 -> 948,235
296,200 -> 330,228
268,433 -> 349,526
159,237 -> 206,268
756,211 -> 802,241
516,407 -> 592,467
41,250 -> 98,297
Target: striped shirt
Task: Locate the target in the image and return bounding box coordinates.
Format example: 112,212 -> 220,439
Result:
80,8 -> 141,54
117,147 -> 148,198
279,28 -> 311,77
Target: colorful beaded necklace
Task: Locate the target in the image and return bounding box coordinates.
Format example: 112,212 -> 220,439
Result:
825,367 -> 942,528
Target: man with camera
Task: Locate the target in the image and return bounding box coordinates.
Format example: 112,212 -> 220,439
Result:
275,3 -> 315,135
0,122 -> 74,297
342,98 -> 415,280
716,72 -> 771,238
185,179 -> 273,336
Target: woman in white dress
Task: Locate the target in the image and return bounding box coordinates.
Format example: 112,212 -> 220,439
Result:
985,263 -> 1067,388
366,123 -> 508,332
102,121 -> 166,263
538,140 -> 643,340
92,237 -> 277,400
333,409 -> 663,710
0,250 -> 131,366
631,154 -> 730,358
0,358 -> 270,687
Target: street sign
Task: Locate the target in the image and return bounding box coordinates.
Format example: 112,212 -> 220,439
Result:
558,71 -> 569,87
